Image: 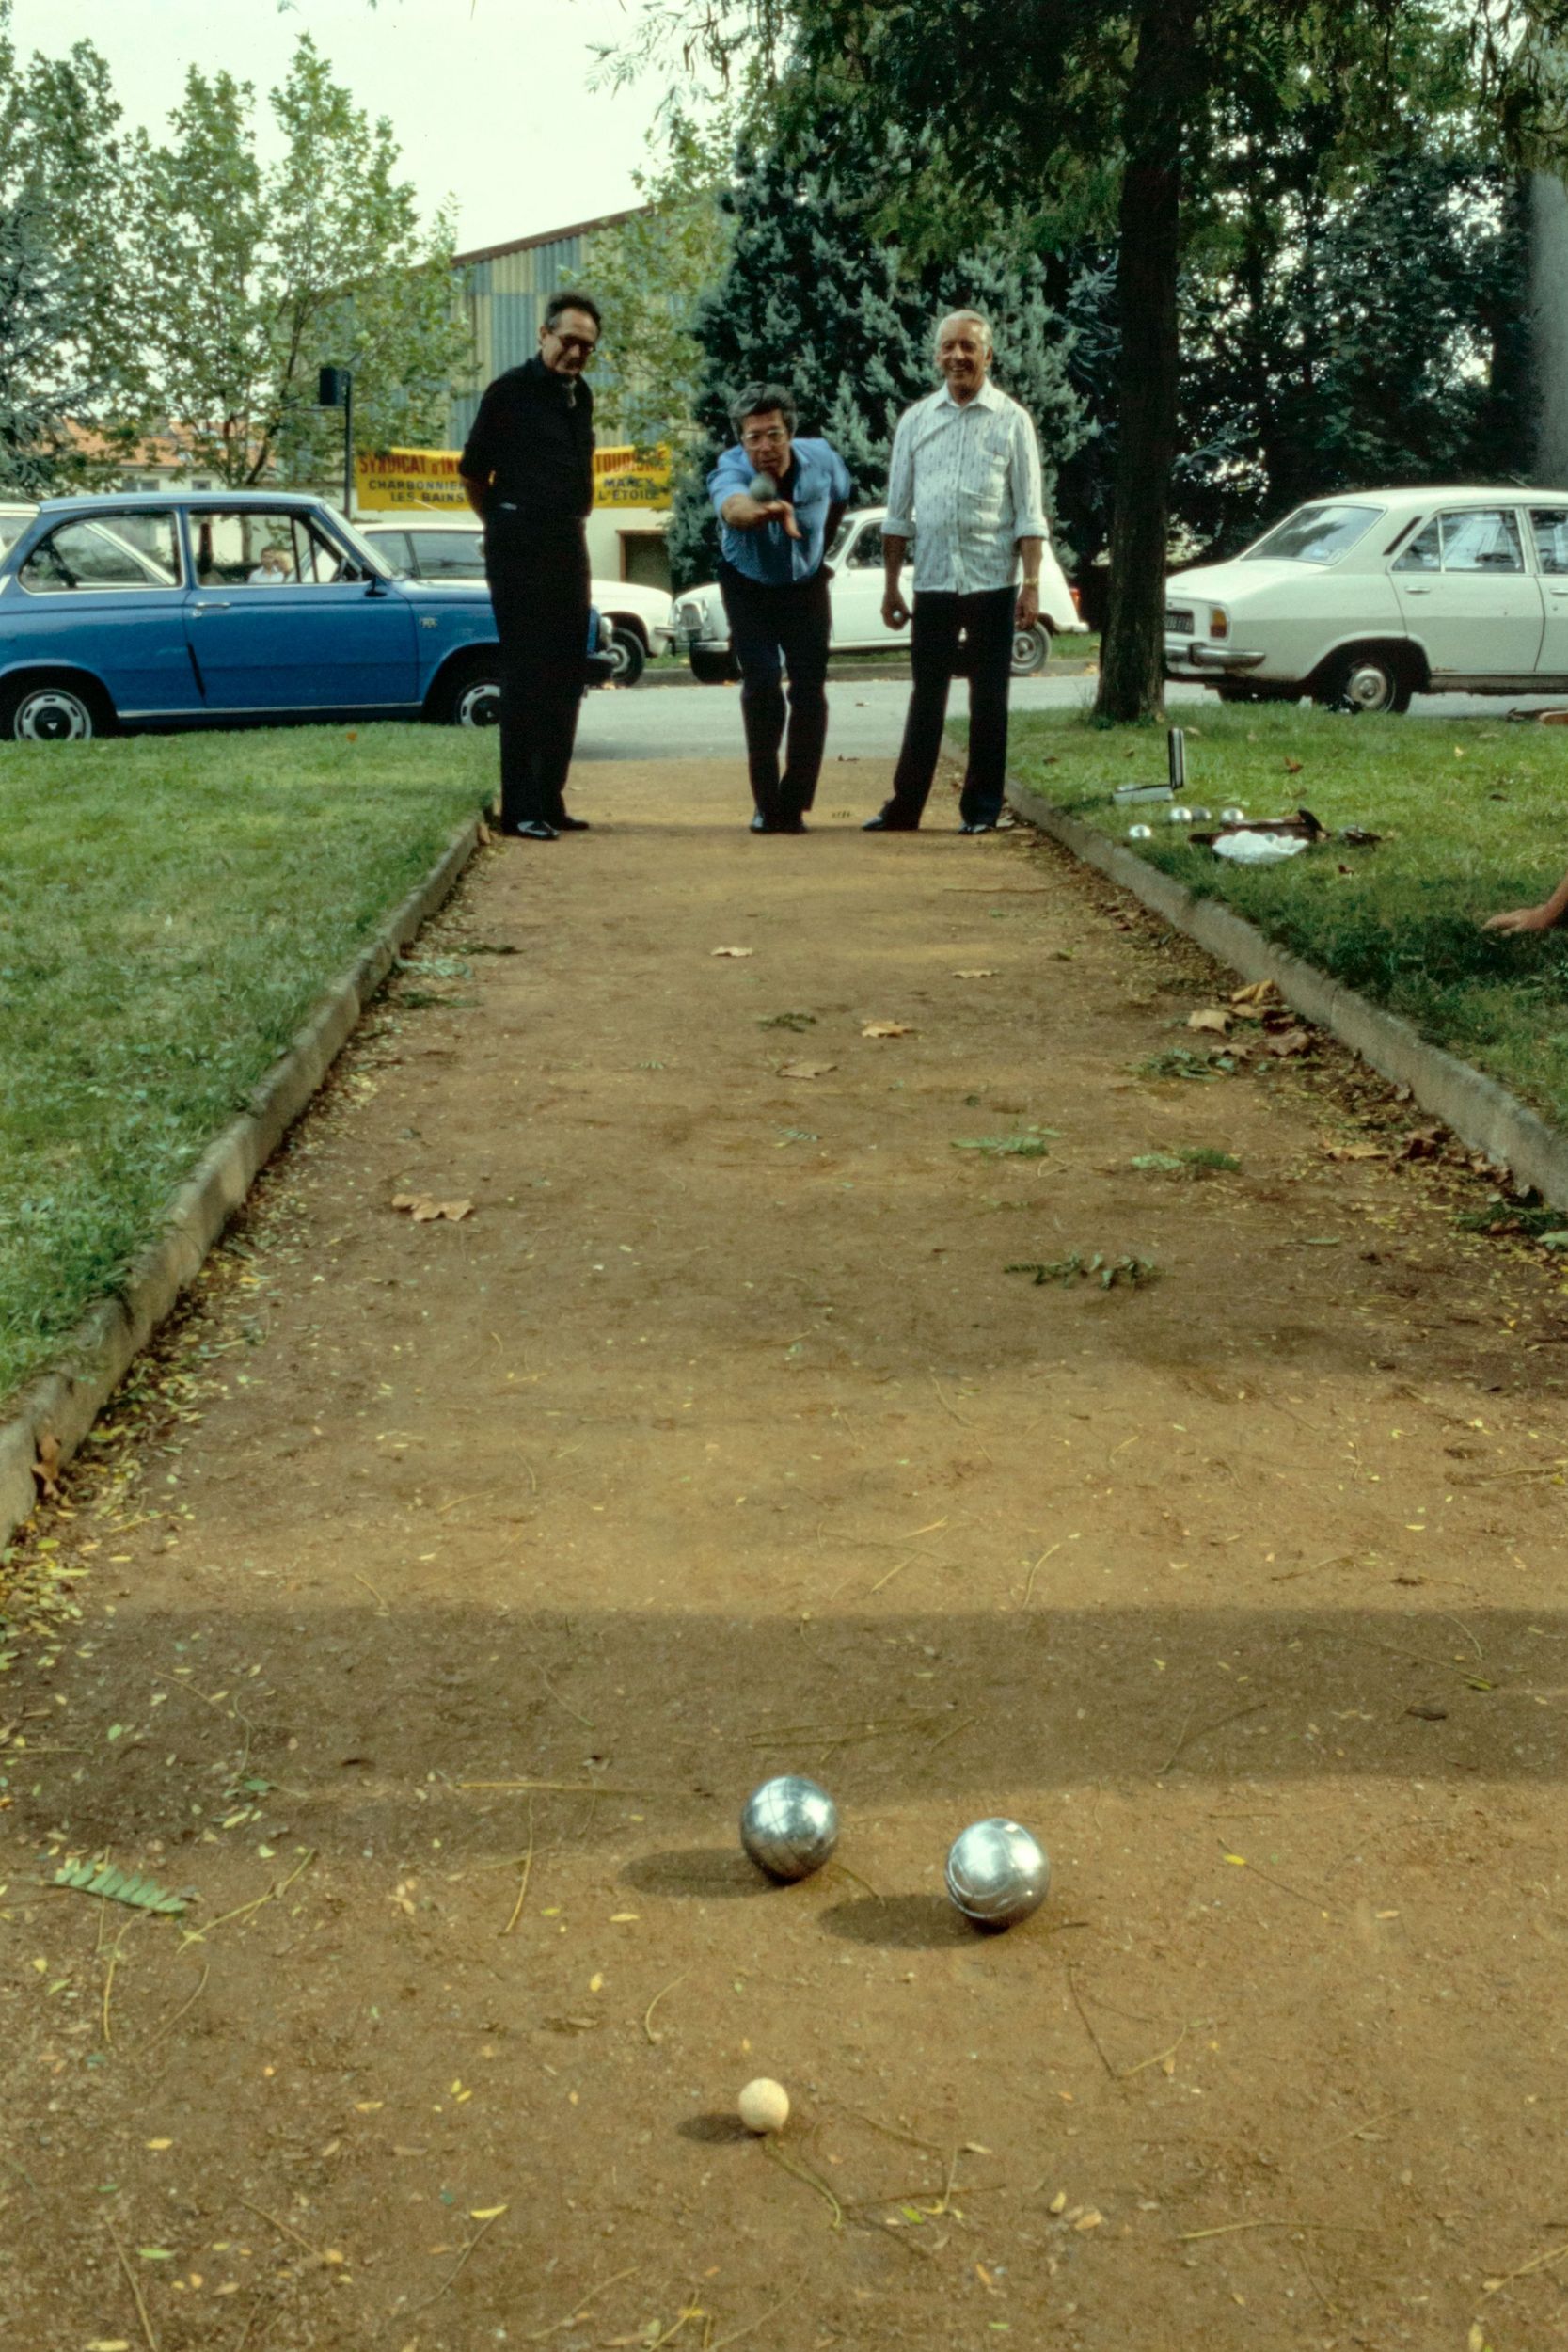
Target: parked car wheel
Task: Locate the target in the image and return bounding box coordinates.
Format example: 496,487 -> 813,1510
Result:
1315,645 -> 1415,715
0,674 -> 111,742
440,659 -> 501,728
689,647 -> 740,684
1010,621 -> 1053,677
604,625 -> 647,687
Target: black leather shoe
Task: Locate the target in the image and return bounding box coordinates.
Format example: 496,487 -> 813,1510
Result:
553,813 -> 592,831
959,820 -> 997,834
503,819 -> 558,841
776,816 -> 808,834
749,812 -> 771,833
863,813 -> 917,832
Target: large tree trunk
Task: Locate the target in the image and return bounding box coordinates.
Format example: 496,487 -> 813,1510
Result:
1096,1 -> 1197,723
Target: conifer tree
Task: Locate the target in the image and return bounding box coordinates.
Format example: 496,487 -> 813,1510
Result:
668,115 -> 1085,587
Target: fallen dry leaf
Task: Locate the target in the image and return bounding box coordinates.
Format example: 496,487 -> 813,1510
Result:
1187,1007 -> 1231,1034
779,1059 -> 837,1079
1283,755 -> 1304,774
711,946 -> 754,958
862,1021 -> 915,1038
1264,1028 -> 1311,1057
393,1194 -> 473,1222
952,968 -> 998,979
31,1431 -> 61,1502
1321,1140 -> 1389,1162
1230,978 -> 1278,1006
476,820 -> 494,846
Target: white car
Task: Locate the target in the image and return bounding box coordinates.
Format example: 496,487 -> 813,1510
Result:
357,516 -> 674,685
1164,485 -> 1568,712
673,503 -> 1087,682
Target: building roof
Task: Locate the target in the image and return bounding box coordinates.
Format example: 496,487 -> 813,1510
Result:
451,206 -> 644,270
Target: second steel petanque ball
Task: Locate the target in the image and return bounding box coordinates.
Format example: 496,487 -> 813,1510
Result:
945,1817 -> 1052,1930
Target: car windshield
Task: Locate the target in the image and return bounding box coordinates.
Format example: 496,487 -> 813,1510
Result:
323,514 -> 398,580
1243,503 -> 1384,564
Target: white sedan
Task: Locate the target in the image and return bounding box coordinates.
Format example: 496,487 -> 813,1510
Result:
356,516 -> 674,685
1164,485 -> 1568,712
673,503 -> 1087,682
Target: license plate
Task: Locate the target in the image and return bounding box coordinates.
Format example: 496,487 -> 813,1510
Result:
1164,607 -> 1196,635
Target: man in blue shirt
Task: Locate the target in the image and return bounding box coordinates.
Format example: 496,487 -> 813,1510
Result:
708,383 -> 852,833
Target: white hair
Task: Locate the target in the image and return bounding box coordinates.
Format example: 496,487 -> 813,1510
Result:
934,308 -> 993,353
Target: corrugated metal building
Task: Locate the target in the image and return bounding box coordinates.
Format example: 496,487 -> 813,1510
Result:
448,209 -> 639,446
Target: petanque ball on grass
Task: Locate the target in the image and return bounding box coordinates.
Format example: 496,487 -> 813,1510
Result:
748,470 -> 780,502
1220,804 -> 1247,824
740,1775 -> 839,1883
1128,823 -> 1152,841
945,1817 -> 1051,1931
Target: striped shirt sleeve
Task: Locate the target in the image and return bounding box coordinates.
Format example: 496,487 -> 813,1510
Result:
1009,405 -> 1050,544
882,409 -> 916,539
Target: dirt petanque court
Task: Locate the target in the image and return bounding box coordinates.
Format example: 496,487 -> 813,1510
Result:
5,751 -> 1568,2352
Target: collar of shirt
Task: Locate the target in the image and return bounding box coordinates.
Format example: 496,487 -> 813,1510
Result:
936,375 -> 1006,414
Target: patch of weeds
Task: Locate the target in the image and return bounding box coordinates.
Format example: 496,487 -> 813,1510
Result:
1131,1147 -> 1241,1176
1135,1047 -> 1242,1082
952,1127 -> 1058,1157
397,988 -> 477,1010
758,1010 -> 816,1031
1455,1197 -> 1568,1239
1007,1252 -> 1160,1290
397,952 -> 471,979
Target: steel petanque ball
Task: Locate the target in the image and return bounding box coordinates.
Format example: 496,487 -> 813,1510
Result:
740,1775 -> 840,1883
1220,804 -> 1247,825
1166,804 -> 1194,825
1127,822 -> 1152,841
747,470 -> 780,502
945,1817 -> 1051,1931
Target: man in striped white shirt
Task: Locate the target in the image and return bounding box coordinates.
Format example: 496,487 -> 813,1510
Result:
865,310 -> 1050,834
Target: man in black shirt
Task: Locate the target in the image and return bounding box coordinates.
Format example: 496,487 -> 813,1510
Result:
459,291 -> 601,840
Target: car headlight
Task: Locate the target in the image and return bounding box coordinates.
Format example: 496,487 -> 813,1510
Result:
1208,607 -> 1229,640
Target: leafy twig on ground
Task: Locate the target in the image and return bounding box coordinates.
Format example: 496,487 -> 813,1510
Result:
1006,1252 -> 1159,1290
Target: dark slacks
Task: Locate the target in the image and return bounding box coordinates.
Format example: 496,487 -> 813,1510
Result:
483,513 -> 589,830
718,560 -> 832,825
881,581 -> 1018,828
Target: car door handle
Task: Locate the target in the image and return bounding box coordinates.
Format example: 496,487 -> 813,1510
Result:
1550,584 -> 1568,596
190,599 -> 232,613
1402,583 -> 1433,595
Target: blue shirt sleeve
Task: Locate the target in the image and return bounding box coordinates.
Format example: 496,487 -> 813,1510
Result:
707,443 -> 752,517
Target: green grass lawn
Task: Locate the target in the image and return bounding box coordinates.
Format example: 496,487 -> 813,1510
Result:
0,724 -> 493,1411
1008,702 -> 1568,1131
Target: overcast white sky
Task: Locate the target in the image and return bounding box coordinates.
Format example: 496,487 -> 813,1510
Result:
8,0 -> 674,255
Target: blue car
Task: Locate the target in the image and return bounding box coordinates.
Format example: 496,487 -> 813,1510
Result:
0,489 -> 606,742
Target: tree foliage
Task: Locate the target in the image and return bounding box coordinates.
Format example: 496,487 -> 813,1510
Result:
585,109 -> 737,452
127,36 -> 471,487
605,0 -> 1568,719
666,108 -> 1085,588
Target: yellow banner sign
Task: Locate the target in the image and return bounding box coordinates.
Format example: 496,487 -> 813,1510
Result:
356,443 -> 673,513
594,445 -> 672,510
356,447 -> 467,512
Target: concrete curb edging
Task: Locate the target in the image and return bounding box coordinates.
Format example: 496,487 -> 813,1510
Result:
0,810 -> 487,1558
1005,772 -> 1568,1213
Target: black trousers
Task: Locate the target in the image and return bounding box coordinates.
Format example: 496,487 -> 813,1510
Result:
882,581 -> 1017,828
718,560 -> 832,825
483,514 -> 589,830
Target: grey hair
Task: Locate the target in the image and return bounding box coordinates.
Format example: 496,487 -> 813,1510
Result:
729,380 -> 798,437
934,308 -> 993,352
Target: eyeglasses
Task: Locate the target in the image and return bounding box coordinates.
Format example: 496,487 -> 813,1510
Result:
740,425 -> 788,447
549,331 -> 598,358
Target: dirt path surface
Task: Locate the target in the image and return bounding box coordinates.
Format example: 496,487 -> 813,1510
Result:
6,755 -> 1568,2352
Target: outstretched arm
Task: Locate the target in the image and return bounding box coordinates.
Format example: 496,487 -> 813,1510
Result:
1482,866 -> 1568,932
